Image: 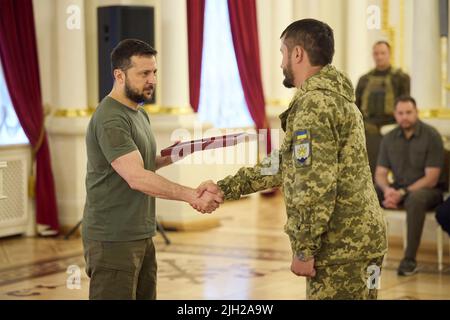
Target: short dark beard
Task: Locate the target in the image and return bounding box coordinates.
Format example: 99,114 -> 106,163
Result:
282,60 -> 295,88
124,77 -> 153,104
400,120 -> 416,131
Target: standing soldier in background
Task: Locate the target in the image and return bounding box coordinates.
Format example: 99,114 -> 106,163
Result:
197,19 -> 387,300
355,41 -> 410,178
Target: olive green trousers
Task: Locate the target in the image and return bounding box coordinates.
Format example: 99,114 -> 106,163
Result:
82,237 -> 157,300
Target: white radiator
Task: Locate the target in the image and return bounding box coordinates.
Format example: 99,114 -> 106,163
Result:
0,146 -> 34,237
0,161 -> 6,200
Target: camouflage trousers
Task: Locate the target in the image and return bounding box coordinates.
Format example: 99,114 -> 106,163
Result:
306,256 -> 384,300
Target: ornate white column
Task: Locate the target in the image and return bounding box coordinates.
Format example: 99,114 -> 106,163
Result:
270,0 -> 294,108
403,0 -> 413,73
387,0 -> 404,71
55,1 -> 88,108
262,0 -> 346,143
160,0 -> 189,109
150,0 -> 223,231
44,0 -> 91,231
293,0 -> 319,20
257,0 -> 273,106
411,0 -> 442,109
292,0 -> 346,70
259,0 -> 294,149
257,0 -> 279,148
319,0 -> 346,71
345,0 -> 372,86
258,0 -> 296,108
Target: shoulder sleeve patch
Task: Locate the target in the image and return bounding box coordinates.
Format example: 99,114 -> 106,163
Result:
293,129 -> 312,167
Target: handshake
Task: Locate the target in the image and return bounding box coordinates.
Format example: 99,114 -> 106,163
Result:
189,180 -> 224,214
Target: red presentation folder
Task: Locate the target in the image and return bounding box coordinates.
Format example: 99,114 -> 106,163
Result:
160,132 -> 256,158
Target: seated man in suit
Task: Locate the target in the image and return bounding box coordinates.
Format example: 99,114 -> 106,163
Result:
375,95 -> 445,276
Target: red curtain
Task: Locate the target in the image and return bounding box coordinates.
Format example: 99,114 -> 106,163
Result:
227,0 -> 271,154
0,0 -> 59,232
187,0 -> 206,112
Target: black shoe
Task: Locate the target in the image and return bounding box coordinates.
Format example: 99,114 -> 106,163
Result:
397,258 -> 418,276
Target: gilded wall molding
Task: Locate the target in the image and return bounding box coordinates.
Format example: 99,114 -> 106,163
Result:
419,108 -> 450,119
45,104 -> 194,117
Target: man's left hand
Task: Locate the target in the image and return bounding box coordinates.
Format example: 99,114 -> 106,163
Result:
291,256 -> 316,277
383,189 -> 403,208
389,189 -> 403,204
158,141 -> 184,168
383,197 -> 400,208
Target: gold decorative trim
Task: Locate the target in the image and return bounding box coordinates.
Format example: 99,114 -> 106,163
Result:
419,108 -> 450,119
142,104 -> 193,115
441,37 -> 448,106
52,108 -> 95,118
382,0 -> 396,66
399,0 -> 405,70
47,104 -> 195,117
382,0 -> 389,30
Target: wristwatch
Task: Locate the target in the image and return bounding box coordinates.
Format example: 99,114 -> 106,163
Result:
398,188 -> 408,198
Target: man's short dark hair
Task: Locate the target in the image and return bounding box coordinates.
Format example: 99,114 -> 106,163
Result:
395,95 -> 417,109
373,40 -> 391,51
280,19 -> 334,66
111,39 -> 157,74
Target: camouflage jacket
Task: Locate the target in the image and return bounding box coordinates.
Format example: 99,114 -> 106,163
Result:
218,65 -> 387,266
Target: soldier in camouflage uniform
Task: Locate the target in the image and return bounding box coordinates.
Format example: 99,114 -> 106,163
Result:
200,19 -> 388,300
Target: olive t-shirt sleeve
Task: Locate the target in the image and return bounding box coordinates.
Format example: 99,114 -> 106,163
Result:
97,118 -> 137,163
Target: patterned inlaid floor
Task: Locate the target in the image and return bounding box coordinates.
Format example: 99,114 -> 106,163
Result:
0,193 -> 449,300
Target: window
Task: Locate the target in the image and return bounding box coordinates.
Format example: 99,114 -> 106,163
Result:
197,0 -> 254,128
0,60 -> 28,146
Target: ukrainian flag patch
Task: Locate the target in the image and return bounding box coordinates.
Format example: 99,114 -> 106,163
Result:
293,129 -> 311,167
296,130 -> 308,141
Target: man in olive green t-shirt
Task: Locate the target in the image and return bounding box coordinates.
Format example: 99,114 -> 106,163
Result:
82,39 -> 223,300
